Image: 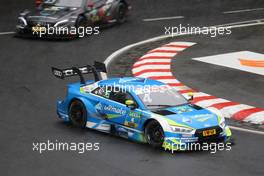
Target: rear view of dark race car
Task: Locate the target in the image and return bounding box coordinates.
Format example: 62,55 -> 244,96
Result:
16,0 -> 131,38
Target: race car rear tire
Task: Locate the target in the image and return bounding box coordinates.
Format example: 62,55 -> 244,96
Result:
116,3 -> 127,24
144,120 -> 165,148
69,100 -> 87,128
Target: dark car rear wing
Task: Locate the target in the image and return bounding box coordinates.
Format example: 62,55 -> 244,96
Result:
51,61 -> 107,84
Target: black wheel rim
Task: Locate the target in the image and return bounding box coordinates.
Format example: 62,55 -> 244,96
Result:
79,20 -> 86,27
118,5 -> 126,22
77,17 -> 86,28
70,103 -> 84,124
148,125 -> 164,143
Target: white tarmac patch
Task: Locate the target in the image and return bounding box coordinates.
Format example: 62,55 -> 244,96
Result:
192,51 -> 264,76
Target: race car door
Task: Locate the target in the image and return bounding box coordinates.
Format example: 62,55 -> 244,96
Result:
96,88 -> 142,128
108,90 -> 142,129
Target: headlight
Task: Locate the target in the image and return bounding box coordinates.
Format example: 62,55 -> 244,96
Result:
170,125 -> 194,134
54,19 -> 69,27
18,17 -> 27,27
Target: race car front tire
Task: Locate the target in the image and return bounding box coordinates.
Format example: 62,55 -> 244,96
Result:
116,3 -> 127,24
69,100 -> 87,128
76,16 -> 87,28
144,120 -> 165,148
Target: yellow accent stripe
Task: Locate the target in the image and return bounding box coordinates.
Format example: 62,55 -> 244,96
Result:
106,114 -> 121,119
161,115 -> 194,129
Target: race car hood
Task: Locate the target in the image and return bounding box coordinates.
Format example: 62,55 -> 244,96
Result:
25,6 -> 82,23
151,104 -> 219,129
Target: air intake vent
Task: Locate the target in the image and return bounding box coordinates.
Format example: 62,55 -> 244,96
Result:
152,110 -> 176,116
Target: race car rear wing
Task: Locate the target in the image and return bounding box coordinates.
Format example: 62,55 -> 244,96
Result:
51,61 -> 107,84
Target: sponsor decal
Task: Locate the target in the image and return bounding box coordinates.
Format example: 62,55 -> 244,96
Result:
124,121 -> 137,128
196,117 -> 211,122
174,106 -> 193,114
52,69 -> 63,77
182,117 -> 192,123
95,103 -> 103,111
96,104 -> 126,115
128,111 -> 141,118
191,114 -> 214,122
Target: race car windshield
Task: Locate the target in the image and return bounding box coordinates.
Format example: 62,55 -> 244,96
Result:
53,0 -> 83,7
136,86 -> 188,109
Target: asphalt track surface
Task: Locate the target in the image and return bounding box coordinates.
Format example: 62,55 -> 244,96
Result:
0,0 -> 264,176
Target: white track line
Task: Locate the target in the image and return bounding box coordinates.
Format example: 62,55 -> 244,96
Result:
229,126 -> 264,135
0,31 -> 15,35
215,18 -> 264,27
143,16 -> 184,22
223,8 -> 264,14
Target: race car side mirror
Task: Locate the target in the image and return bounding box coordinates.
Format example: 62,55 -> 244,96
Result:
125,100 -> 136,110
187,92 -> 194,101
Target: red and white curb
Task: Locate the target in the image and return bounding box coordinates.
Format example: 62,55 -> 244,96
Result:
132,42 -> 264,125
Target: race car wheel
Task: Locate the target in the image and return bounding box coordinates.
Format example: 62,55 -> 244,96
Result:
69,100 -> 87,128
145,120 -> 165,148
76,16 -> 87,28
116,3 -> 127,24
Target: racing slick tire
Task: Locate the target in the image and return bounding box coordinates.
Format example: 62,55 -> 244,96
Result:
116,3 -> 128,24
69,100 -> 87,128
144,120 -> 165,148
76,16 -> 87,28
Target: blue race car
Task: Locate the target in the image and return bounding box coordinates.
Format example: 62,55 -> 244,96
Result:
52,62 -> 232,150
